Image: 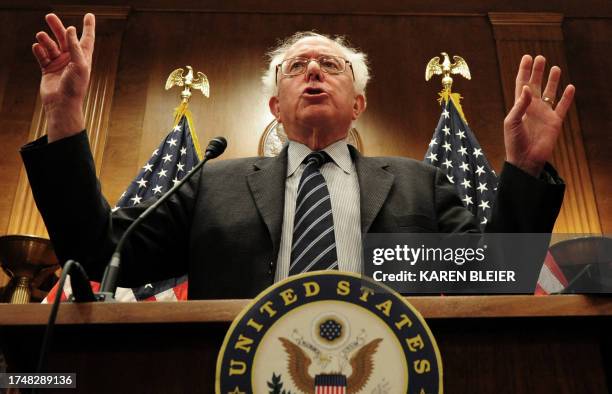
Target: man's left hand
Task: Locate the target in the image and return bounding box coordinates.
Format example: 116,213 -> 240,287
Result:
504,55 -> 575,177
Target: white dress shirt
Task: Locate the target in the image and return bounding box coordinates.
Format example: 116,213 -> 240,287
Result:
275,140 -> 363,282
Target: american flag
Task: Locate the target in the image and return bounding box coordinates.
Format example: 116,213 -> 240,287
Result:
113,114 -> 201,210
424,93 -> 498,226
43,113 -> 200,303
424,91 -> 567,294
43,274 -> 189,303
534,251 -> 568,295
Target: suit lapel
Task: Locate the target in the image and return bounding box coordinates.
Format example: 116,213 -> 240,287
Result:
350,146 -> 395,233
246,145 -> 394,255
246,147 -> 287,259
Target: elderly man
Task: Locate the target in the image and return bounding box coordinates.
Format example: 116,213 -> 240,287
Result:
21,14 -> 571,299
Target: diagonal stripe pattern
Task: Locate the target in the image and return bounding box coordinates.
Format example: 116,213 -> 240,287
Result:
289,152 -> 338,276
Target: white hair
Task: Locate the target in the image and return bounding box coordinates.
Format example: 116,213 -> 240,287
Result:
262,31 -> 370,99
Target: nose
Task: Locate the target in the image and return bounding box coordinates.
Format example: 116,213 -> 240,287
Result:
305,59 -> 324,82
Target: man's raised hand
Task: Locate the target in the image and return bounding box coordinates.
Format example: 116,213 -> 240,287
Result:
31,13 -> 95,142
503,54 -> 575,177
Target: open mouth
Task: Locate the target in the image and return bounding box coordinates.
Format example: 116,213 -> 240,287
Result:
303,87 -> 326,96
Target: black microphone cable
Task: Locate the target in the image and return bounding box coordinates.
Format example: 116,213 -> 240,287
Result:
33,259 -> 90,394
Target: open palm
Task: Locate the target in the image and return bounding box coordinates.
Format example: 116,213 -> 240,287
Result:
504,55 -> 575,177
31,13 -> 95,140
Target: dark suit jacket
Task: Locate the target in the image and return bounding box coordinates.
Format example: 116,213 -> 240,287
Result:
21,131 -> 565,299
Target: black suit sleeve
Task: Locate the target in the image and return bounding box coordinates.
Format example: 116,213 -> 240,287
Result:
486,162 -> 565,233
433,167 -> 481,233
20,131 -> 197,287
432,160 -> 565,233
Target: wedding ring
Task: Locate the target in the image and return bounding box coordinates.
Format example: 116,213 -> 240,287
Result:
542,96 -> 555,107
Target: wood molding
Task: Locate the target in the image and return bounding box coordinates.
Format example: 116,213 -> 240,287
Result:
489,12 -> 563,26
51,5 -> 130,19
1,296 -> 612,324
3,0 -> 612,18
6,7 -> 129,237
489,12 -> 602,233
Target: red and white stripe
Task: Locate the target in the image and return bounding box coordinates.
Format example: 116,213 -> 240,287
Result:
315,386 -> 346,394
535,251 -> 568,295
42,278 -> 189,303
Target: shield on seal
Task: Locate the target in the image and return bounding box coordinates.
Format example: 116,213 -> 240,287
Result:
315,374 -> 347,393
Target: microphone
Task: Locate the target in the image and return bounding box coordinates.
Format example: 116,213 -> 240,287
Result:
97,136 -> 227,299
205,137 -> 227,159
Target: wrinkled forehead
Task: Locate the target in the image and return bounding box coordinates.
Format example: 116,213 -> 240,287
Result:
283,36 -> 344,60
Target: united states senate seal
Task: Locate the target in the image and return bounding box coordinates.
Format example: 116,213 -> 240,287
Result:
216,271 -> 443,393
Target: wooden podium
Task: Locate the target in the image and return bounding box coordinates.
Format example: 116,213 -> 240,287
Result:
1,296 -> 611,393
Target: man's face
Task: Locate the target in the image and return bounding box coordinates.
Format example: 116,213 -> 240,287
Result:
269,37 -> 366,149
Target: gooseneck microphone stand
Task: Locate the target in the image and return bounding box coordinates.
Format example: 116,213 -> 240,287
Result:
98,136 -> 227,301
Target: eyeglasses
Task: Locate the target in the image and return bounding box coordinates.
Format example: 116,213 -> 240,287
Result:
275,55 -> 354,84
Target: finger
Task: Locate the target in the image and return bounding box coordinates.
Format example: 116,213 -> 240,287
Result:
79,13 -> 96,62
528,55 -> 546,97
66,26 -> 86,66
45,13 -> 68,51
554,84 -> 575,120
32,43 -> 51,68
35,31 -> 61,58
507,86 -> 533,127
515,55 -> 532,102
541,66 -> 561,104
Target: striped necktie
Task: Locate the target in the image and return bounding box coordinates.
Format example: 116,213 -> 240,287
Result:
289,152 -> 338,275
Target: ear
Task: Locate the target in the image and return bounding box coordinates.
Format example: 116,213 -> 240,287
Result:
269,96 -> 281,122
351,94 -> 366,121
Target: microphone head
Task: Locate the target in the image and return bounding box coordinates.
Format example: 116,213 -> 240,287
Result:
205,137 -> 227,159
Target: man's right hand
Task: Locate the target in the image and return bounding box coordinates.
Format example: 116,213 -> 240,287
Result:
31,13 -> 95,143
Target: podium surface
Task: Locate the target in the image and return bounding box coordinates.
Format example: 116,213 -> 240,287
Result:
1,295 -> 611,393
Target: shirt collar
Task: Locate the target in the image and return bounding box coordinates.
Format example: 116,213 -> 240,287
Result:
286,139 -> 353,177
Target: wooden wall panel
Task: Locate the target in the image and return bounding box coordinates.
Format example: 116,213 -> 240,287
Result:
0,11 -> 44,235
489,13 -> 602,234
98,11 -> 153,203
100,12 -> 507,205
0,10 -> 45,288
0,13 -> 14,113
355,15 -> 506,167
563,19 -> 612,234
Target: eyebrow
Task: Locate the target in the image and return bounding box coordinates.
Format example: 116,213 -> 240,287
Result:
285,52 -> 340,60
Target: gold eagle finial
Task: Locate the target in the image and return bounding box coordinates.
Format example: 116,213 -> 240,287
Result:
165,65 -> 210,104
425,52 -> 471,91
